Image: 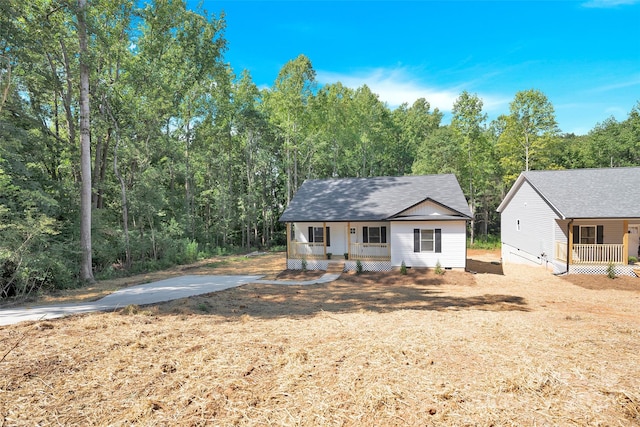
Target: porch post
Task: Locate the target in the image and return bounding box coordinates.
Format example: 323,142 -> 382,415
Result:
286,222 -> 291,259
347,222 -> 351,259
568,221 -> 574,266
323,222 -> 327,257
623,220 -> 629,264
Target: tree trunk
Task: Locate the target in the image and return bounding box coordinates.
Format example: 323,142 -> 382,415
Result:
77,0 -> 95,283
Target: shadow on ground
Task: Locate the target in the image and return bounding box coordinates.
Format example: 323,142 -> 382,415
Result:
142,269 -> 527,319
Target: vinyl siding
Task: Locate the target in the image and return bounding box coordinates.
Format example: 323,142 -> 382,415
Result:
398,200 -> 459,216
293,222 -> 348,255
500,180 -> 558,266
390,221 -> 467,268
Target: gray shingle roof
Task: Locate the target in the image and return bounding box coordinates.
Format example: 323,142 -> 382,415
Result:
279,174 -> 471,222
503,167 -> 640,219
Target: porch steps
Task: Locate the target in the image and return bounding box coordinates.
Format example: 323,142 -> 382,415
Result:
634,269 -> 640,278
326,261 -> 345,274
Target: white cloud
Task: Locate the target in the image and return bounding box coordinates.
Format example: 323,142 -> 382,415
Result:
316,67 -> 507,115
581,0 -> 640,8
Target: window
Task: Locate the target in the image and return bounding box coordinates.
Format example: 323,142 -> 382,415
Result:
350,228 -> 356,234
362,226 -> 387,244
420,229 -> 434,252
580,226 -> 595,244
414,228 -> 442,253
572,225 -> 603,245
308,226 -> 330,246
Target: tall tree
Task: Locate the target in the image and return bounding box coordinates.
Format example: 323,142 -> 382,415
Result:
451,91 -> 487,244
77,0 -> 94,282
497,89 -> 559,183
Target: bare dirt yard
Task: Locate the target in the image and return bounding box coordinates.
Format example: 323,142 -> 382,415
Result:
2,250 -> 640,426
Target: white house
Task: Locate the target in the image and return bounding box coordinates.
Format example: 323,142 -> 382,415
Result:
497,167 -> 640,276
279,175 -> 472,271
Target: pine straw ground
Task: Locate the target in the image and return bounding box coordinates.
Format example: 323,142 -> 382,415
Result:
1,251 -> 640,426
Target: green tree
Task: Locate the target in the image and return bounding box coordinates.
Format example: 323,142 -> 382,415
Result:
498,89 -> 559,182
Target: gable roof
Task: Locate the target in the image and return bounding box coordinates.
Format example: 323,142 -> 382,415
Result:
279,174 -> 471,222
497,167 -> 640,219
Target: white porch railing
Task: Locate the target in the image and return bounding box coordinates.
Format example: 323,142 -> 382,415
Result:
555,241 -> 625,264
349,243 -> 390,260
291,242 -> 325,258
556,241 -> 567,262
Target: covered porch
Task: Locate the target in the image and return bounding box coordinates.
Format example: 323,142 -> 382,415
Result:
288,241 -> 391,261
554,220 -> 639,276
285,221 -> 391,261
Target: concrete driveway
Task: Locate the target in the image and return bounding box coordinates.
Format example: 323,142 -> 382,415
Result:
0,272 -> 342,326
0,275 -> 262,326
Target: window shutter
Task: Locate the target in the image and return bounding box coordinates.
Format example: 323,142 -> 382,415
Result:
381,226 -> 387,244
308,226 -> 314,243
435,228 -> 442,253
572,226 -> 579,244
596,225 -> 604,244
413,229 -> 420,252
363,227 -> 368,243
326,227 -> 331,247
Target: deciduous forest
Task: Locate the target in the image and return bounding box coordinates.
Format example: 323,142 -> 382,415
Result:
1,0 -> 639,296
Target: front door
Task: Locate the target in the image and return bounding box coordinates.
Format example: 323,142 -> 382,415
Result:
629,226 -> 640,258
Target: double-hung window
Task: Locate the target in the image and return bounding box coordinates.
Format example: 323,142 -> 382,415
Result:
308,226 -> 330,246
413,228 -> 442,253
362,226 -> 387,244
572,225 -> 603,245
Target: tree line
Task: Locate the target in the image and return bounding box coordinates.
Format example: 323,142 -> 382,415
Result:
1,0 -> 639,297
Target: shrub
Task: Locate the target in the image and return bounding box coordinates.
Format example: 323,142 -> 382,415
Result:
629,256 -> 638,264
400,261 -> 407,275
435,260 -> 445,275
356,259 -> 363,275
607,261 -> 616,279
344,252 -> 349,260
301,258 -> 307,271
326,252 -> 332,260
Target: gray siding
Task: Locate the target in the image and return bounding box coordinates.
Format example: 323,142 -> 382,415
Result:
500,180 -> 558,266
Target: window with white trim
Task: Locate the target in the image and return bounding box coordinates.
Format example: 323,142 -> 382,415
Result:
580,226 -> 596,244
413,228 -> 442,253
420,229 -> 434,252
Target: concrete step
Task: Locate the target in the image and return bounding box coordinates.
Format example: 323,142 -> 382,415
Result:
326,261 -> 345,274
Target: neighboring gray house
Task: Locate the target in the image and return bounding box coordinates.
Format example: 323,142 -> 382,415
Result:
497,167 -> 640,276
279,175 -> 472,271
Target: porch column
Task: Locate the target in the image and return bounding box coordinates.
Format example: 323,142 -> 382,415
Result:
323,222 -> 327,257
286,222 -> 291,259
568,222 -> 574,265
623,220 -> 629,264
347,222 -> 351,259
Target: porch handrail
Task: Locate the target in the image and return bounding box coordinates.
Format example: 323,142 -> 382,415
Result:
573,243 -> 624,264
350,242 -> 390,260
556,241 -> 625,264
291,241 -> 325,258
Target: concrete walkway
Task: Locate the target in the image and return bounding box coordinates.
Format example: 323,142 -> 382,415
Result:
0,273 -> 341,326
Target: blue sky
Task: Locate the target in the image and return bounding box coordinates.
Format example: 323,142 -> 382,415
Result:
191,0 -> 639,135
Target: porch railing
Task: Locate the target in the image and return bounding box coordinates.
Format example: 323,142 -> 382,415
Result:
555,241 -> 624,264
291,242 -> 325,258
349,243 -> 390,260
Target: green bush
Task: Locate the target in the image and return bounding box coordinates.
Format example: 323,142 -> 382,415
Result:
629,256 -> 638,264
400,261 -> 407,275
435,260 -> 445,275
356,259 -> 363,275
607,261 -> 616,279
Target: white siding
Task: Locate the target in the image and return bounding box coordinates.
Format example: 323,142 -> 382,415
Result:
398,200 -> 459,217
500,180 -> 558,267
293,222 -> 348,256
390,221 -> 467,269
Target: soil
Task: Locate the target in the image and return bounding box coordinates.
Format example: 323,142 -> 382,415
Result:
1,249 -> 639,426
